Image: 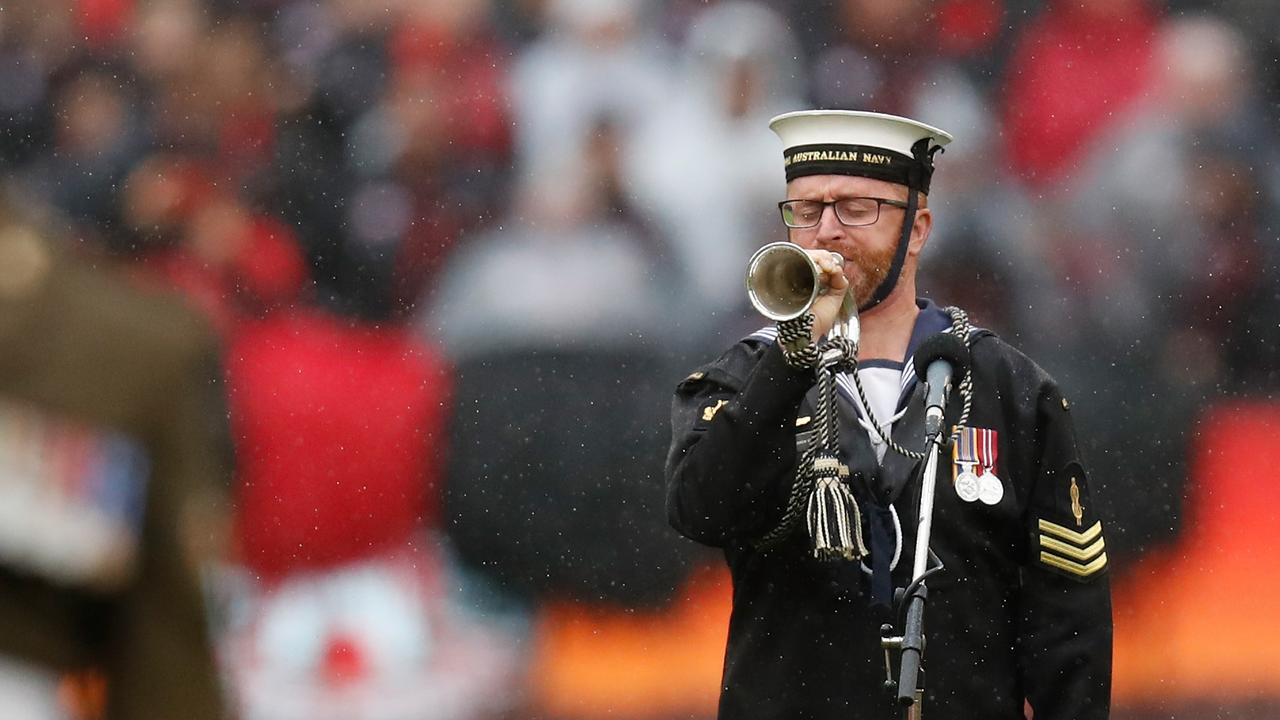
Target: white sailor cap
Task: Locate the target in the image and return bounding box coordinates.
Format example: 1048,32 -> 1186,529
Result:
769,110 -> 953,193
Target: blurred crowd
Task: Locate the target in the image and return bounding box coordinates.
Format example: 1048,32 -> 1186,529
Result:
3,0 -> 1280,717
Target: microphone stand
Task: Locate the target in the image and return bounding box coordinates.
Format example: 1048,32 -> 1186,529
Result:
880,425 -> 949,719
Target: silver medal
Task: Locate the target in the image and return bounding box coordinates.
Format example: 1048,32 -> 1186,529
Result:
955,470 -> 981,503
978,473 -> 1004,505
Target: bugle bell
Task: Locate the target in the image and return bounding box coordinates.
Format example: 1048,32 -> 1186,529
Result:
745,242 -> 858,341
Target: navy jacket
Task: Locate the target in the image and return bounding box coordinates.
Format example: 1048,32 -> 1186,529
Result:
666,301 -> 1112,720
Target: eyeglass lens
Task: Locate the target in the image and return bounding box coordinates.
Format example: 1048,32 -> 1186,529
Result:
781,198 -> 884,228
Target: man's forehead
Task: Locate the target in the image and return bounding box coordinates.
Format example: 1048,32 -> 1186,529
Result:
785,174 -> 909,199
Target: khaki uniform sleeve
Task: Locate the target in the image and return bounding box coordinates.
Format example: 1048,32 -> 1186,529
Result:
107,334 -> 230,720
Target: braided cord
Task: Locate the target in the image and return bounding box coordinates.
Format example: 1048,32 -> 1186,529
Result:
752,337 -> 840,550
776,313 -> 821,369
753,306 -> 976,549
849,306 -> 975,460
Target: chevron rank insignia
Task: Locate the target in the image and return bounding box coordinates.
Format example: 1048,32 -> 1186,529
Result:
1037,518 -> 1108,581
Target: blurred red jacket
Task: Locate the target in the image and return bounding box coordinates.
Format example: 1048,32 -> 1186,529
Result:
227,310 -> 451,581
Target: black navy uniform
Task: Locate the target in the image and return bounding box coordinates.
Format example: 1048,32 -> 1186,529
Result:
666,300 -> 1112,720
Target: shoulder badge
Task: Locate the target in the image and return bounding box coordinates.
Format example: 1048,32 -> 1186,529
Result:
1070,477 -> 1085,526
702,399 -> 728,422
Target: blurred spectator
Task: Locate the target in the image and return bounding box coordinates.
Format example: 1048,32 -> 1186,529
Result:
1001,0 -> 1160,188
806,0 -> 941,112
20,60 -> 151,244
220,286 -> 528,720
228,309 -> 450,579
909,63 -> 1048,337
116,152 -> 305,333
424,141 -> 693,607
0,1 -> 98,158
0,190 -> 229,720
1010,13 -> 1279,564
269,0 -> 397,315
1064,14 -> 1269,349
622,1 -> 800,345
1166,0 -> 1280,134
273,0 -> 511,320
386,0 -> 514,310
424,135 -> 668,357
198,16 -> 279,178
508,0 -> 669,180
130,0 -> 206,85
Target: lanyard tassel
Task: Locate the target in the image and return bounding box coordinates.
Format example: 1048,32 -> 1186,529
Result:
806,455 -> 867,561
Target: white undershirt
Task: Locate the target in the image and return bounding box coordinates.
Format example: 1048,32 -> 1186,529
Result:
843,365 -> 905,464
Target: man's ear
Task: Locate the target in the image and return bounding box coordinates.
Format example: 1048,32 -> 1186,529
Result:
907,206 -> 932,258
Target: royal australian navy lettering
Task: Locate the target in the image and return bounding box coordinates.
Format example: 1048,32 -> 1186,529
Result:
785,148 -> 898,167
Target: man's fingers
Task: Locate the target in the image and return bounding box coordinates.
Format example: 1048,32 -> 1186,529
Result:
808,251 -> 848,291
809,251 -> 836,273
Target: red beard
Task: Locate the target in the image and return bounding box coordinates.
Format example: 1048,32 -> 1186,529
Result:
848,238 -> 899,308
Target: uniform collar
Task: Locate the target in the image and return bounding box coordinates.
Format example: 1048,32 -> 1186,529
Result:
832,298 -> 950,412
749,297 -> 953,413
894,298 -> 953,405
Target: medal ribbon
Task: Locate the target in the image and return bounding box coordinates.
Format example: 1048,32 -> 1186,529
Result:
954,426 -> 979,470
975,428 -> 998,476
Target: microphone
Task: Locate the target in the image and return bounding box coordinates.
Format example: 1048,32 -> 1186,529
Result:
912,333 -> 970,441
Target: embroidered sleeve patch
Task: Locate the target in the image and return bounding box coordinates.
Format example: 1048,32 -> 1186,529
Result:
1037,519 -> 1107,580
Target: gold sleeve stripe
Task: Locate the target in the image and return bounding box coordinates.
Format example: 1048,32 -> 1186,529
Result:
1039,535 -> 1105,562
1040,551 -> 1108,578
1038,519 -> 1102,545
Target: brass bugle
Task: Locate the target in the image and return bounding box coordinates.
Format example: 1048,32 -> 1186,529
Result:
745,241 -> 858,341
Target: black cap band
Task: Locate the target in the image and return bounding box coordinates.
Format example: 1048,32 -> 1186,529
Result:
782,139 -> 940,193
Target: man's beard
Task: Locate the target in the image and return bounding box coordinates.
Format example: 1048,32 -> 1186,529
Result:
849,238 -> 899,308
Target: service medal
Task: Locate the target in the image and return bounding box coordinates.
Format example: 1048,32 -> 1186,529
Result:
955,469 -> 981,503
955,425 -> 1001,505
978,473 -> 1004,505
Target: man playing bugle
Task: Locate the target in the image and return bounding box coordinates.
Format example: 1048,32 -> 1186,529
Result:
666,110 -> 1112,719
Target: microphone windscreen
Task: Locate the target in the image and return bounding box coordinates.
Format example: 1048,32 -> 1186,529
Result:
912,332 -> 970,383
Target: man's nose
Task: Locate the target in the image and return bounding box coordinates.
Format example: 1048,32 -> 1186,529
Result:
815,204 -> 847,243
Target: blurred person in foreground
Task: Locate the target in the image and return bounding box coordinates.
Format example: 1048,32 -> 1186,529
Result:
665,111 -> 1112,719
0,190 -> 229,719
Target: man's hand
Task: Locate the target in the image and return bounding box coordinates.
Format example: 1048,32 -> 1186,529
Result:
805,249 -> 850,342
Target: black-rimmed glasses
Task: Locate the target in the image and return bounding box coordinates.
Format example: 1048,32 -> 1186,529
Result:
778,197 -> 909,228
